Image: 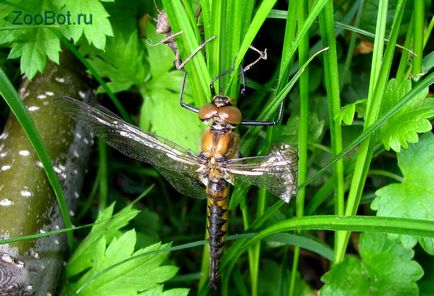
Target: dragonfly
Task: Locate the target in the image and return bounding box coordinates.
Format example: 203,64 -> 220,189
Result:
57,67 -> 298,290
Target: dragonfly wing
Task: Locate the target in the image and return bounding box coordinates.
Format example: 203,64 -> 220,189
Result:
156,166 -> 207,199
225,143 -> 298,203
57,97 -> 205,197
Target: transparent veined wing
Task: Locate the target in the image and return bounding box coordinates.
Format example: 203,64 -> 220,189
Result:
156,166 -> 206,199
56,96 -> 206,199
224,143 -> 298,203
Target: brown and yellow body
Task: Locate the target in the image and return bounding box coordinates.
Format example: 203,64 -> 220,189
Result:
197,96 -> 242,289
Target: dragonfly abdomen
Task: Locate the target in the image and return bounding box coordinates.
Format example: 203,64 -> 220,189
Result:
206,178 -> 229,290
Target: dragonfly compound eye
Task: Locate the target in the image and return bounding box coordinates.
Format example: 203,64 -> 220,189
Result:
218,106 -> 242,125
198,103 -> 219,121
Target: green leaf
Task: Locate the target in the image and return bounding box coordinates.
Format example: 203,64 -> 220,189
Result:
321,232 -> 423,295
377,79 -> 434,152
66,203 -> 139,277
0,0 -> 113,79
275,113 -> 324,145
0,1 -> 61,79
372,133 -> 434,254
88,31 -> 147,93
336,99 -> 366,125
70,231 -> 185,296
138,9 -> 203,152
360,0 -> 413,36
139,286 -> 189,296
258,259 -> 314,296
59,0 -> 113,49
140,83 -> 203,153
144,21 -> 177,79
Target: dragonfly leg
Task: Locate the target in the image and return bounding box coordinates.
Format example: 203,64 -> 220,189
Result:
177,35 -> 216,70
179,71 -> 199,113
210,67 -> 235,96
239,64 -> 246,97
240,99 -> 284,126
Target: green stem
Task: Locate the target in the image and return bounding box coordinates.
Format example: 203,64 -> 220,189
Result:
412,0 -> 424,77
97,139 -> 108,210
335,0 -> 406,263
318,0 -> 345,264
289,0 -> 309,294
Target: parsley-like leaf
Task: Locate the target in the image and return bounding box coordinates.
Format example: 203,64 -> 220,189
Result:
59,0 -> 113,50
66,203 -> 139,277
275,113 -> 325,145
378,79 -> 434,152
89,31 -> 147,93
321,233 -> 423,295
68,231 -> 187,295
0,1 -> 61,79
372,133 -> 434,254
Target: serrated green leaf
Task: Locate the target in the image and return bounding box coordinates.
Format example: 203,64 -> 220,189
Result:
321,232 -> 423,295
378,79 -> 433,152
89,31 -> 147,93
372,133 -> 434,254
59,0 -> 113,49
140,76 -> 203,153
0,0 -> 62,79
360,0 -> 413,36
275,113 -> 324,145
144,21 -> 178,78
67,203 -> 140,277
69,232 -> 185,296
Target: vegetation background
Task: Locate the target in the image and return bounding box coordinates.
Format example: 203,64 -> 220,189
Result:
0,0 -> 433,295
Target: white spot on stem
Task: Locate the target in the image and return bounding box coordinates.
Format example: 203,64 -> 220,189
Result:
0,198 -> 13,206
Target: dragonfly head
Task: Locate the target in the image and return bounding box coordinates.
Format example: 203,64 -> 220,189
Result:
198,96 -> 242,126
